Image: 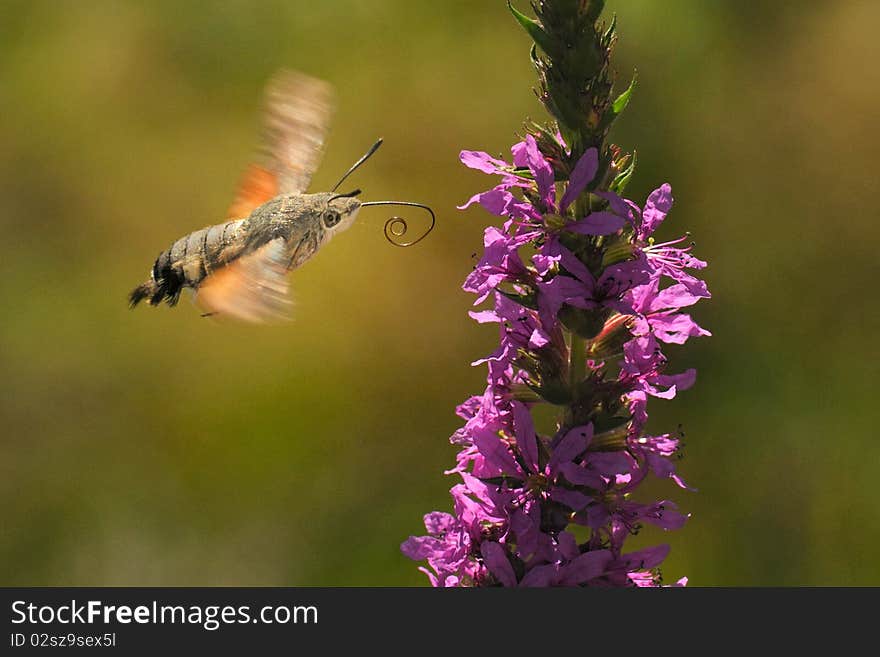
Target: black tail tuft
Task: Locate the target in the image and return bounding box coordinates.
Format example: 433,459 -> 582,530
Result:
129,274 -> 184,309
129,281 -> 156,308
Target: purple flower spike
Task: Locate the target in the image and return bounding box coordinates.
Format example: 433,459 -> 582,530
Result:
404,3 -> 709,588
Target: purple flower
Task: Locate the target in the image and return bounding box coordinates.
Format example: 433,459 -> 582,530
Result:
458,143 -> 542,222
628,184 -> 711,295
536,245 -> 652,329
463,226 -> 535,304
459,136 -> 625,236
401,512 -> 478,587
628,277 -> 711,345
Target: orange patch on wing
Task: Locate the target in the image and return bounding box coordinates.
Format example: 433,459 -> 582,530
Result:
226,164 -> 278,219
196,240 -> 290,323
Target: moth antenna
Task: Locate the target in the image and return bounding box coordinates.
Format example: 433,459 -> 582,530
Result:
328,189 -> 361,203
361,201 -> 436,247
332,138 -> 383,192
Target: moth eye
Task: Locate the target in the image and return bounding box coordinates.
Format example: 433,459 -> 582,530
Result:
323,209 -> 342,228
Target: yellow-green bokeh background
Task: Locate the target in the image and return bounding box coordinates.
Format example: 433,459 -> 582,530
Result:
2,0 -> 878,585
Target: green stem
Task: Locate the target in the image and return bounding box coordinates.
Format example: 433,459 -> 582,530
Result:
568,330 -> 586,392
562,330 -> 586,429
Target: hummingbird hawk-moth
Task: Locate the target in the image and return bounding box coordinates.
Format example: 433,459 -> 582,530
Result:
129,70 -> 433,322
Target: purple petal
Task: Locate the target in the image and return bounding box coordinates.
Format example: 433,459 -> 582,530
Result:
641,184 -> 673,237
472,429 -> 522,477
627,277 -> 659,314
468,309 -> 500,324
560,148 -> 598,211
565,212 -> 625,236
646,385 -> 678,400
624,334 -> 661,376
458,189 -> 539,220
532,252 -> 560,276
622,544 -> 670,571
524,135 -> 556,210
596,190 -> 637,225
551,240 -> 594,285
482,225 -> 511,248
599,257 -> 653,296
481,542 -> 517,587
651,506 -> 688,531
654,368 -> 697,393
649,283 -> 710,312
512,401 -> 539,472
549,487 -> 592,512
559,549 -> 613,585
557,531 -> 580,561
627,571 -> 657,587
586,451 -> 633,478
549,425 -> 592,470
460,150 -> 510,175
401,535 -> 439,560
536,275 -> 594,328
509,507 -> 542,560
454,396 -> 481,421
528,328 -> 550,349
553,130 -> 570,155
510,140 -> 529,168
650,313 -> 711,344
458,188 -> 515,216
423,512 -> 457,535
558,462 -> 603,488
519,564 -> 559,587
463,270 -> 506,304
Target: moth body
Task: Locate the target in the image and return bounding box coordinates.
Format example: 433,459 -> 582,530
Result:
129,192 -> 360,317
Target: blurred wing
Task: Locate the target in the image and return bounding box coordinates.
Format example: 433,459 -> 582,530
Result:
227,70 -> 335,219
196,239 -> 291,322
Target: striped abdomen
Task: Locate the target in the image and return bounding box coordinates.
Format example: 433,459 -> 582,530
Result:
129,218 -> 248,308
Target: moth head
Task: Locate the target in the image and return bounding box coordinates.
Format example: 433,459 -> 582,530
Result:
323,190 -> 362,234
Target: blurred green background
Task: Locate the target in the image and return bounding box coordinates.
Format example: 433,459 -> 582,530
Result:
1,0 -> 877,586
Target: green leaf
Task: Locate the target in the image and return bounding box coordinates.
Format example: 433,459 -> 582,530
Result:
508,383 -> 545,403
602,14 -> 617,47
591,413 -> 632,435
508,1 -> 557,57
498,288 -> 539,311
611,150 -> 637,194
594,73 -> 635,137
588,416 -> 633,450
532,380 -> 572,406
611,73 -> 637,115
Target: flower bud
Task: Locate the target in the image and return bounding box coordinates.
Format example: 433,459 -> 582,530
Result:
559,304 -> 610,340
589,420 -> 632,452
587,312 -> 634,360
601,237 -> 636,267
